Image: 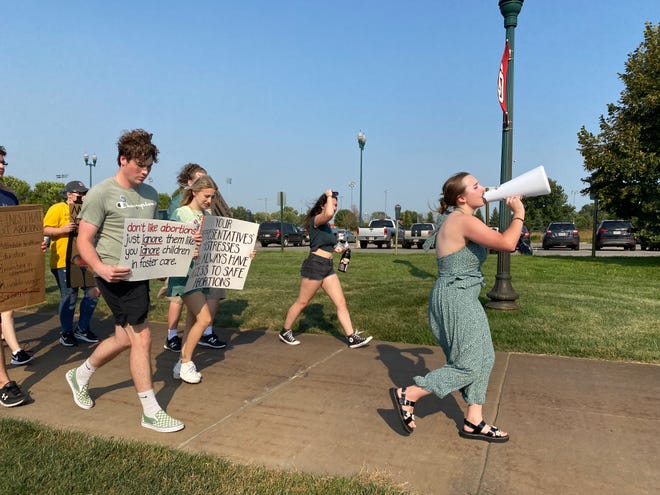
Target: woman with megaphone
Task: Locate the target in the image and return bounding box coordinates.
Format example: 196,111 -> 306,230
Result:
390,172 -> 525,443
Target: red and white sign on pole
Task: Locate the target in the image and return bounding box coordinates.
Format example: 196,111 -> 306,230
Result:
498,40 -> 510,124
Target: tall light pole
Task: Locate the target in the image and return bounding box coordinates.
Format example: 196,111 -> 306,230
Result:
357,131 -> 366,227
487,0 -> 524,311
348,181 -> 356,211
56,173 -> 69,181
258,197 -> 268,216
83,153 -> 97,186
384,189 -> 389,215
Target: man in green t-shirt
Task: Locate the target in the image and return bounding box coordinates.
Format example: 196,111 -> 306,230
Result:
64,129 -> 184,433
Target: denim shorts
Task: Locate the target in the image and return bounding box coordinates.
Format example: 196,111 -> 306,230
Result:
96,278 -> 150,327
300,253 -> 335,281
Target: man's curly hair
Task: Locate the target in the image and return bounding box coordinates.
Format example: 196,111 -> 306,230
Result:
116,129 -> 159,166
0,146 -> 6,157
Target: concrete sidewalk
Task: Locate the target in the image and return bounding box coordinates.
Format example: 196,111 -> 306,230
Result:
3,312 -> 659,495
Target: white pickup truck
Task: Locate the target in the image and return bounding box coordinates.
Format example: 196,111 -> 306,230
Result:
402,222 -> 435,249
357,219 -> 405,249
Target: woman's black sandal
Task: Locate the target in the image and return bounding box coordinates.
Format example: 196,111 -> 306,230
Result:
389,387 -> 416,434
459,419 -> 509,443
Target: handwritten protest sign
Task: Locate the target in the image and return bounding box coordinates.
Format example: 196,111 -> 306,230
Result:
0,205 -> 45,311
66,202 -> 96,288
184,216 -> 258,292
119,219 -> 197,281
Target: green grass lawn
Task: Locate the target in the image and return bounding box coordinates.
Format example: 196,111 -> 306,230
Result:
12,250 -> 657,494
37,251 -> 660,363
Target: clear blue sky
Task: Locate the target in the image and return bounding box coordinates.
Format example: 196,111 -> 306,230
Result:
3,1 -> 657,216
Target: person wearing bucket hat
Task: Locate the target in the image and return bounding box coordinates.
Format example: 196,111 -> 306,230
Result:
44,179 -> 100,347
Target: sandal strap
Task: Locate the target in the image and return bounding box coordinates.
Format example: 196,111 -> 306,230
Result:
463,418 -> 486,432
398,387 -> 416,407
463,419 -> 504,437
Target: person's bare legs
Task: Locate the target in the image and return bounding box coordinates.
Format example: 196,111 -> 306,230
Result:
88,322 -> 153,393
0,310 -> 21,353
180,292 -> 212,363
320,274 -> 355,336
392,386 -> 506,435
283,278 -> 323,329
167,299 -> 183,333
0,348 -> 10,386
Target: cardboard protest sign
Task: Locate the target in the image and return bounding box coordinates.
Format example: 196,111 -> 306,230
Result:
0,205 -> 45,311
184,216 -> 258,292
66,202 -> 96,288
119,219 -> 197,281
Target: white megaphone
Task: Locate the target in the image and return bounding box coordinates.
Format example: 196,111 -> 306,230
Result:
483,165 -> 551,203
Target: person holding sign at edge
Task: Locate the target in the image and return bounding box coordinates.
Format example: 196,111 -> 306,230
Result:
166,175 -> 255,383
65,129 -> 184,432
43,180 -> 101,347
279,189 -> 372,348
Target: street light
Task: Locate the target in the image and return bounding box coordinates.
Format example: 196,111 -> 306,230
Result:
348,181 -> 356,211
56,174 -> 69,181
357,131 -> 367,227
258,197 -> 268,215
83,153 -> 97,186
486,0 -> 524,311
384,189 -> 389,215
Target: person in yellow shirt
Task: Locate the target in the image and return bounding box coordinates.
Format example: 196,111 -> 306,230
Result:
43,180 -> 100,346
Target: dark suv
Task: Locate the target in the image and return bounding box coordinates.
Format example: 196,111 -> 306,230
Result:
596,220 -> 636,250
542,222 -> 580,250
257,221 -> 306,247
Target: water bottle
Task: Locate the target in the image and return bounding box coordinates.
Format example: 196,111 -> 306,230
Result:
338,248 -> 351,273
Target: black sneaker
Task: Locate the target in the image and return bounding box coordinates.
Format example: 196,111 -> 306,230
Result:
60,332 -> 78,347
346,330 -> 373,349
73,327 -> 99,343
278,329 -> 300,346
10,349 -> 33,365
0,380 -> 27,407
164,335 -> 182,352
198,333 -> 227,349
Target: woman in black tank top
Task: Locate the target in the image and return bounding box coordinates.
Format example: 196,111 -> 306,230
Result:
278,189 -> 372,349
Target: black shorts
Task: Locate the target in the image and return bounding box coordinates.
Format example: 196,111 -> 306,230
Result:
96,278 -> 150,327
300,253 -> 335,281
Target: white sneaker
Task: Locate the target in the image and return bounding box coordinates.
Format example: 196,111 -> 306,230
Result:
173,360 -> 202,384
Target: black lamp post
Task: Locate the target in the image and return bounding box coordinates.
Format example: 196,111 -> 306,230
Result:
357,131 -> 366,227
83,153 -> 97,187
486,0 -> 524,311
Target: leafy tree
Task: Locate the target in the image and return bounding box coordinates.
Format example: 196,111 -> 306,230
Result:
158,193 -> 170,210
2,176 -> 31,203
522,178 -> 575,231
425,211 -> 436,223
334,209 -> 357,230
577,22 -> 660,248
370,211 -> 387,220
399,210 -> 419,228
231,206 -> 250,221
29,181 -> 66,212
474,209 -> 484,222
488,207 -> 499,228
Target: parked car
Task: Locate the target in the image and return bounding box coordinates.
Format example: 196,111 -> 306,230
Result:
541,222 -> 580,250
334,229 -> 356,244
257,221 -> 307,247
357,218 -> 405,249
517,225 -> 533,255
595,220 -> 636,250
402,223 -> 435,249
